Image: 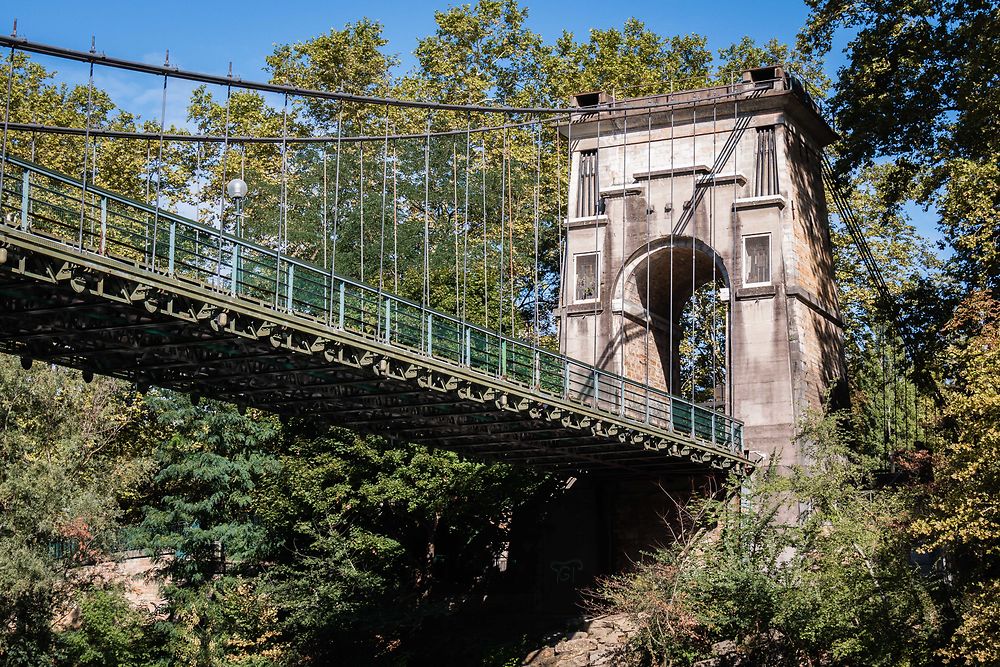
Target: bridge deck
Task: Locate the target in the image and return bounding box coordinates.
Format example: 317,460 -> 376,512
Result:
0,155 -> 748,476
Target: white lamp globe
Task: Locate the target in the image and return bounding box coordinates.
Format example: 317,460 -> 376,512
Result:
226,178 -> 248,199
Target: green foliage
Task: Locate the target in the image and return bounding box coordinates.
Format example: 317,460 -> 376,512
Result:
136,392 -> 280,586
936,159 -> 1000,292
543,19 -> 712,101
827,167 -> 937,459
411,0 -> 546,106
801,0 -> 1000,295
256,422 -> 553,663
113,392 -> 286,666
678,281 -> 728,404
268,19 -> 398,99
911,292 -> 1000,662
0,358 -> 152,664
598,412 -> 942,666
55,588 -> 162,667
800,4 -> 1000,655
151,578 -> 287,667
716,36 -> 828,91
9,2 -> 999,664
0,51 -> 193,205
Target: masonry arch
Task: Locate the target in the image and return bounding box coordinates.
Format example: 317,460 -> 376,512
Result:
611,236 -> 731,410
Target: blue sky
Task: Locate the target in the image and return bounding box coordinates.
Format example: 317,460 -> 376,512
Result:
5,0 -> 845,82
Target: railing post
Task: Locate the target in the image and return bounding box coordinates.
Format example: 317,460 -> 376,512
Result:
563,362 -> 570,399
167,220 -> 176,275
533,349 -> 540,389
500,339 -> 507,378
325,276 -> 332,327
383,297 -> 391,343
592,369 -> 599,407
619,378 -> 626,417
426,314 -> 433,356
99,197 -> 107,254
338,282 -> 346,329
464,327 -> 471,367
274,255 -> 281,309
143,215 -> 151,267
230,240 -> 240,296
286,264 -> 295,312
20,169 -> 29,230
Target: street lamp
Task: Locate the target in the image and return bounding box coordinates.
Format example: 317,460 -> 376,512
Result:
226,178 -> 248,294
226,178 -> 248,222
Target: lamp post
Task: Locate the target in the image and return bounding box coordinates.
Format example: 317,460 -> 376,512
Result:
226,178 -> 247,294
226,177 -> 247,233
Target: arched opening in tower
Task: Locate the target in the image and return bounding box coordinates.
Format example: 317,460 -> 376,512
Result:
618,238 -> 729,412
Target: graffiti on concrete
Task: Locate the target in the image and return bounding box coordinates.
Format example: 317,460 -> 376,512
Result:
550,559 -> 584,584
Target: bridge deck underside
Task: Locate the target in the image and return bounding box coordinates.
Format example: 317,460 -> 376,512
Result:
0,242 -> 743,477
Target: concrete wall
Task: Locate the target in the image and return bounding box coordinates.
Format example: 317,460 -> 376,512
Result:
524,474 -> 716,613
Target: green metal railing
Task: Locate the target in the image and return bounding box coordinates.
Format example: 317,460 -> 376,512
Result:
0,154 -> 743,453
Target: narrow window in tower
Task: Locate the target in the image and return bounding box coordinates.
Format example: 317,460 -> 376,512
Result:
754,127 -> 779,197
743,234 -> 771,286
576,149 -> 599,217
574,252 -> 600,302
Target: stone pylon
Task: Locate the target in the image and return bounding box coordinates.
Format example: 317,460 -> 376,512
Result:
558,67 -> 845,475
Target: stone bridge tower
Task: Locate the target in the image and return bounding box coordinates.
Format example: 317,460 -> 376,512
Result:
558,67 -> 845,473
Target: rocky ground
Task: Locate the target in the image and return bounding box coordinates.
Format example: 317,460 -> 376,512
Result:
521,613 -> 637,666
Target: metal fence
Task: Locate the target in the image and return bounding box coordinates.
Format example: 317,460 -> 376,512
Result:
0,154 -> 743,452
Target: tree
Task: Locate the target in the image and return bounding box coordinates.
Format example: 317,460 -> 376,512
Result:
55,588 -> 163,667
134,393 -> 284,666
255,421 -> 553,663
542,19 -> 712,102
598,411 -> 942,666
800,0 -> 1000,293
715,36 -> 828,90
826,163 -> 944,457
0,359 -> 150,664
911,292 -> 1000,662
0,52 -> 192,205
409,0 -> 547,107
801,4 -> 1000,659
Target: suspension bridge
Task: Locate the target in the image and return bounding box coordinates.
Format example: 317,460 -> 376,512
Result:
0,148 -> 747,476
0,31 -> 902,479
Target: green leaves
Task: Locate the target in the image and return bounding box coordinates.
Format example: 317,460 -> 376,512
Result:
938,159 -> 1000,292
598,412 -> 943,666
55,588 -> 163,667
543,19 -> 712,102
801,0 -> 1000,295
910,292 -> 1000,660
136,393 -> 280,586
252,421 -> 551,663
412,0 -> 545,106
0,359 -> 152,664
